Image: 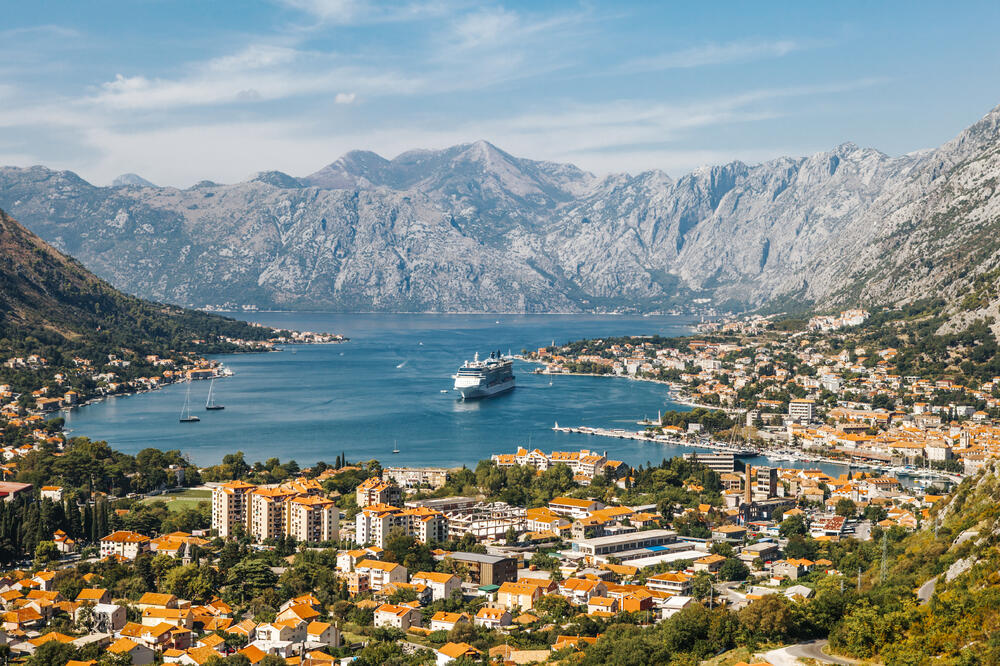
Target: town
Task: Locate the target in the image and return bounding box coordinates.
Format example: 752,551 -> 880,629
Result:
525,306 -> 995,479
0,303 -> 993,665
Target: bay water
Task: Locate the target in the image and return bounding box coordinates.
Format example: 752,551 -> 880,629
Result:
63,313 -> 850,476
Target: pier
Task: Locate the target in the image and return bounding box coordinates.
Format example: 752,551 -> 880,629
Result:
552,423 -> 759,456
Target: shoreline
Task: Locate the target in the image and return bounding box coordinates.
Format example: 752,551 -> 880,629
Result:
44,339 -> 347,421
522,360 -> 742,414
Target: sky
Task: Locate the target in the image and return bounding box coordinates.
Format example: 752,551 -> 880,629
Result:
2,1 -> 1000,187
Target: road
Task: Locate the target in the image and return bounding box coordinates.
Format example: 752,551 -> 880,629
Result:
917,575 -> 938,603
713,581 -> 746,606
764,639 -> 858,665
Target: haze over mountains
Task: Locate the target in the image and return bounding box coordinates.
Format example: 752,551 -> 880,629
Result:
3,104 -> 1000,315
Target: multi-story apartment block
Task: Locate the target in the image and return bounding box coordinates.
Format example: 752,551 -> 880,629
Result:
355,504 -> 448,547
211,480 -> 256,538
490,447 -> 627,481
355,477 -> 402,508
788,399 -> 816,422
287,495 -> 339,542
381,467 -> 450,490
445,502 -> 526,541
248,487 -> 297,541
213,479 -> 338,543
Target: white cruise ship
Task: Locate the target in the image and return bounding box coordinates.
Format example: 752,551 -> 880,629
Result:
453,350 -> 515,399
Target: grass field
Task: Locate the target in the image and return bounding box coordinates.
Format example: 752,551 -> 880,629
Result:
140,488 -> 211,512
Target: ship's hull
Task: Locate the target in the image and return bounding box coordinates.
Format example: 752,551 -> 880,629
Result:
456,377 -> 516,400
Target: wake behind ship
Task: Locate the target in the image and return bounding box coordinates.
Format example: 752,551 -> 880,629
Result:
453,350 -> 515,399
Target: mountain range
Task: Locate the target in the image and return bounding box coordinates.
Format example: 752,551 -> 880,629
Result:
3,104 -> 1000,315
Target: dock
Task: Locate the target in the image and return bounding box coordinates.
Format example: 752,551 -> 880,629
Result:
552,423 -> 759,456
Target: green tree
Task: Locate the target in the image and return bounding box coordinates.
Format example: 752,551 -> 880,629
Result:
738,595 -> 793,642
34,540 -> 60,567
779,514 -> 808,537
225,559 -> 277,604
835,498 -> 857,517
27,641 -> 78,666
718,558 -> 750,582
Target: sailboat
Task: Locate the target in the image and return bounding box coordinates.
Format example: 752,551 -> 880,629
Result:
205,378 -> 225,411
179,383 -> 200,422
392,440 -> 400,454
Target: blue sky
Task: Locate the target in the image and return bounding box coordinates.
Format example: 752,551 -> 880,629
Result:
2,1 -> 999,186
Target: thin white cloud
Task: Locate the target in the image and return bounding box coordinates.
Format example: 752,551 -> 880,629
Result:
0,24 -> 81,39
275,0 -> 455,25
206,44 -> 301,72
624,39 -> 804,72
452,7 -> 521,49
90,52 -> 421,110
334,92 -> 356,104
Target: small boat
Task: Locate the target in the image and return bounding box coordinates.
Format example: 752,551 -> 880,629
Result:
180,384 -> 200,423
205,378 -> 225,411
392,441 -> 400,454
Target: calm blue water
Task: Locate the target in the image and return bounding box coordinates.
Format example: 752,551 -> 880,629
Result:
62,313 -> 851,476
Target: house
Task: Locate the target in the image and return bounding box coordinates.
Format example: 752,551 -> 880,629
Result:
276,603 -> 320,625
237,645 -> 269,665
137,592 -> 178,611
32,570 -> 57,591
76,589 -> 111,605
255,619 -> 305,644
177,646 -> 223,666
40,486 -> 63,501
374,603 -> 420,631
711,525 -> 748,543
771,559 -> 812,580
436,642 -> 480,665
306,621 -> 340,648
82,603 -> 126,632
354,560 -> 406,592
52,530 -> 76,554
496,582 -> 542,611
100,531 -> 151,560
429,611 -> 470,632
474,607 -> 511,629
659,596 -> 694,619
693,554 -> 727,573
587,597 -> 618,616
411,571 -> 461,601
2,606 -> 44,630
548,497 -> 605,519
141,608 -> 193,629
558,578 -> 607,604
107,638 -> 155,666
645,572 -> 692,595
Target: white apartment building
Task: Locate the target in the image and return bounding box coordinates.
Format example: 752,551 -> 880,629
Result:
211,480 -> 256,538
288,495 -> 339,542
356,505 -> 448,547
100,531 -> 151,560
788,399 -> 816,422
248,487 -> 297,541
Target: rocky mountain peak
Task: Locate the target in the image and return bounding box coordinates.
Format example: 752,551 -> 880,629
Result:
251,171 -> 303,189
111,173 -> 157,188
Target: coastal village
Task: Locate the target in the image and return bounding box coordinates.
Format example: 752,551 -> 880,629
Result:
0,307 -> 993,664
